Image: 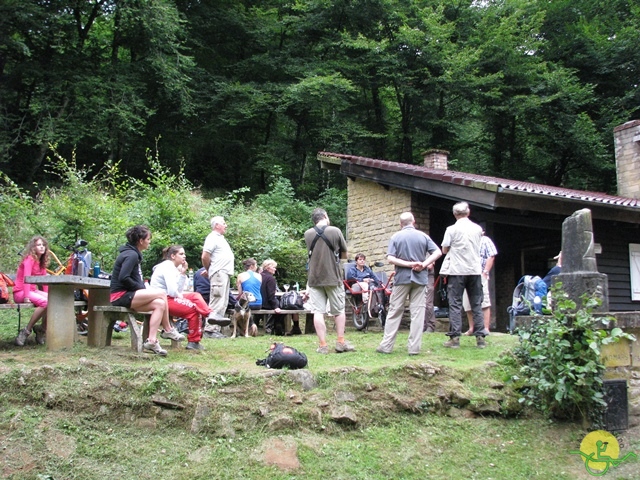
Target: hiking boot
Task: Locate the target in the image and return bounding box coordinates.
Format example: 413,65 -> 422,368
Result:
376,346 -> 391,354
476,336 -> 487,349
15,328 -> 31,347
443,336 -> 460,349
33,325 -> 46,345
285,326 -> 302,336
186,341 -> 204,351
335,340 -> 355,353
206,313 -> 231,326
143,339 -> 167,356
161,328 -> 185,341
316,345 -> 329,354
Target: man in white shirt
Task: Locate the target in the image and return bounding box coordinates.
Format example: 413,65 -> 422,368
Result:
439,202 -> 485,349
201,216 -> 234,325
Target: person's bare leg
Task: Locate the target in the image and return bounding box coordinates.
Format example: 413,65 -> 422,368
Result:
465,310 -> 473,334
26,306 -> 47,331
160,305 -> 172,332
146,300 -> 165,341
314,313 -> 327,345
130,289 -> 168,342
334,312 -> 346,340
483,307 -> 491,332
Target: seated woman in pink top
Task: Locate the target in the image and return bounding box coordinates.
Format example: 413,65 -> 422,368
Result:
14,236 -> 50,346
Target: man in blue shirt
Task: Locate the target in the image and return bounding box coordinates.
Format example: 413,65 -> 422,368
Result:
376,212 -> 441,355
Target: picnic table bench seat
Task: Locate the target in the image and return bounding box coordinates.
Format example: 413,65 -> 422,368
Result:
93,305 -> 179,352
1,300 -> 87,333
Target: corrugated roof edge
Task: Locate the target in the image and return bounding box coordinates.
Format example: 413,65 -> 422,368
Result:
318,152 -> 640,208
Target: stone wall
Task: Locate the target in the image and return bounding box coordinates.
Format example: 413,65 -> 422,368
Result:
614,120 -> 640,199
600,318 -> 640,430
346,179 -> 431,326
346,178 -> 411,269
411,192 -> 430,235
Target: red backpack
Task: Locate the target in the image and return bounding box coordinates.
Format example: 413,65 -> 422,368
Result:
0,272 -> 15,304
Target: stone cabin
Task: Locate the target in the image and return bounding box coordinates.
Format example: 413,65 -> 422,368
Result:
318,120 -> 640,332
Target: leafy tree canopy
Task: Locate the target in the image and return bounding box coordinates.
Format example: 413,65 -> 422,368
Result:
1,0 -> 638,195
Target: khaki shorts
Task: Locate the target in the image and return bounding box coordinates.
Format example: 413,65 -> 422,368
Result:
463,274 -> 490,311
307,285 -> 345,316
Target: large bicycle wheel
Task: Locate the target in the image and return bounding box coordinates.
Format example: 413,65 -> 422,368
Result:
352,308 -> 368,331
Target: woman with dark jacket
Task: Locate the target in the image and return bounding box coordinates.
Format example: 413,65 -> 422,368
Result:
110,225 -> 184,356
259,258 -> 302,335
260,258 -> 284,335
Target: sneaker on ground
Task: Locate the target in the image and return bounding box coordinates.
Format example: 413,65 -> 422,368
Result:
15,328 -> 31,347
375,346 -> 390,354
443,336 -> 460,349
316,345 -> 329,354
206,313 -> 231,326
335,341 -> 355,353
476,336 -> 487,349
186,341 -> 204,351
161,328 -> 185,341
143,339 -> 167,356
34,325 -> 46,345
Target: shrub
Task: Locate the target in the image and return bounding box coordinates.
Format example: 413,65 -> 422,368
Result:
513,284 -> 636,426
0,172 -> 36,269
0,145 -> 331,286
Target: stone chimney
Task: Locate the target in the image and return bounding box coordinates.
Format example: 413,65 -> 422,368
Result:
422,149 -> 449,170
614,120 -> 640,199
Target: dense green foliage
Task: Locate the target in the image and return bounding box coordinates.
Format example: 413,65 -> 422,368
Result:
0,148 -> 329,286
513,286 -> 636,424
2,0 -> 639,196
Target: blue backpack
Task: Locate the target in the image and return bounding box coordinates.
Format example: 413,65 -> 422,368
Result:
507,275 -> 547,332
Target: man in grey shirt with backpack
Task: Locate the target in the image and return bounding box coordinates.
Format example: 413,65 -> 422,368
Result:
304,208 -> 353,355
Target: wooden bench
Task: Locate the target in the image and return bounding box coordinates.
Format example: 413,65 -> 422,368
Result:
93,305 -> 179,352
242,309 -> 316,334
0,301 -> 87,333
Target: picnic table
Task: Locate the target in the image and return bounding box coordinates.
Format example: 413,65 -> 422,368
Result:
25,275 -> 110,351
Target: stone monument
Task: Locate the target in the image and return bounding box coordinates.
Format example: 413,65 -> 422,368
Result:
553,208 -> 609,311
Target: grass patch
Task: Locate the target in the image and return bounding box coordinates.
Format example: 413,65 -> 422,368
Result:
1,310 -> 638,479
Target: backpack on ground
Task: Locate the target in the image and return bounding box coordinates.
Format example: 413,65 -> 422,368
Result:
0,272 -> 15,304
507,275 -> 547,332
279,290 -> 305,310
256,342 -> 308,369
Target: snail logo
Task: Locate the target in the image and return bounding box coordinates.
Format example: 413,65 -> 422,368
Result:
571,430 -> 637,476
